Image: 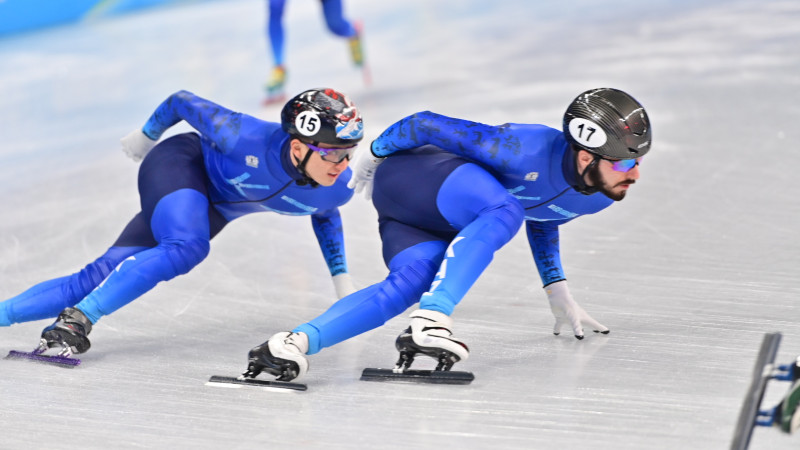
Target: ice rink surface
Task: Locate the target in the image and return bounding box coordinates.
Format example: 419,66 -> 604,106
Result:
1,0 -> 799,448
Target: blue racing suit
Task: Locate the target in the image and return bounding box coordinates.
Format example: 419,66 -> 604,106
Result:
294,111 -> 614,354
0,91 -> 353,326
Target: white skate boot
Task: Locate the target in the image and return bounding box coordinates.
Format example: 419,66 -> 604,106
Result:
244,331 -> 309,381
394,309 -> 469,372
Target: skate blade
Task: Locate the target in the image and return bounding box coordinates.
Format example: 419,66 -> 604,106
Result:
360,368 -> 474,385
206,375 -> 307,392
5,350 -> 81,367
361,64 -> 372,86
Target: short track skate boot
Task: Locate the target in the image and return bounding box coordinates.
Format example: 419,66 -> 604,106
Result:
244,331 -> 309,381
40,307 -> 93,356
348,22 -> 364,67
263,65 -> 286,105
395,309 -> 469,372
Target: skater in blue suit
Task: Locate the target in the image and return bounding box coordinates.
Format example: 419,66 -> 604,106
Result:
245,88 -> 652,382
264,0 -> 364,104
0,88 -> 364,357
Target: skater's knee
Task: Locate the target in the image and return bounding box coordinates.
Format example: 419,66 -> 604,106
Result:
68,247 -> 144,303
478,198 -> 524,247
72,258 -> 116,298
324,20 -> 351,36
160,237 -> 210,276
378,259 -> 439,316
495,197 -> 524,239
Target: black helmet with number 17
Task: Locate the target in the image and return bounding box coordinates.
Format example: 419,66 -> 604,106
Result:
281,88 -> 364,146
562,88 -> 651,160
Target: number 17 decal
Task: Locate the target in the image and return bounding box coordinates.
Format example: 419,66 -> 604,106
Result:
568,118 -> 607,148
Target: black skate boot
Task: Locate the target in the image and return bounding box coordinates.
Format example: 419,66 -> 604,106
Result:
243,332 -> 309,381
394,309 -> 469,372
40,307 -> 93,356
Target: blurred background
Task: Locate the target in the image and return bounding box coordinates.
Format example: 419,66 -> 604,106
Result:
1,1 -> 799,449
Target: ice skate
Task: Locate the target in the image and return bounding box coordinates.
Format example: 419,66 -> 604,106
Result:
348,23 -> 364,67
242,331 -> 309,382
40,307 -> 93,356
262,65 -> 286,105
394,309 -> 469,372
6,307 -> 91,367
360,309 -> 473,385
348,22 -> 371,85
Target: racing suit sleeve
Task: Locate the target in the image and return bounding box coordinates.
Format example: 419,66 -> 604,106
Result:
525,219 -> 570,287
140,90 -> 243,154
310,207 -> 348,277
370,111 -> 523,171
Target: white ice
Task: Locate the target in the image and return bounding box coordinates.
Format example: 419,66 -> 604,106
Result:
1,0 -> 799,448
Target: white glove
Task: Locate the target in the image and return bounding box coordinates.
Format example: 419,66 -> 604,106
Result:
120,129 -> 157,162
347,144 -> 385,199
544,280 -> 609,339
332,273 -> 356,299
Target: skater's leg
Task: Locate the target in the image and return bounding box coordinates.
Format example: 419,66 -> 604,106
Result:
390,163 -> 524,370
75,189 -> 211,323
266,0 -> 287,66
1,209 -> 159,327
247,151 -> 461,379
419,163 -> 524,315
264,0 -> 288,101
39,134 -> 219,352
0,246 -> 145,326
320,0 -> 356,37
294,239 -> 447,354
320,0 -> 363,67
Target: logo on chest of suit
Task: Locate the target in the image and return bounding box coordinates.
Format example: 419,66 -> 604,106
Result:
524,172 -> 539,181
245,155 -> 259,168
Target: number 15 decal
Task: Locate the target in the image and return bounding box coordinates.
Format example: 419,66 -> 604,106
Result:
568,118 -> 607,148
295,111 -> 320,137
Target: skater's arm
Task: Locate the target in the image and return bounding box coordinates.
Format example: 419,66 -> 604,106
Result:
526,219 -> 609,338
525,220 -> 567,287
141,90 -> 243,152
370,111 -> 523,170
311,208 -> 355,299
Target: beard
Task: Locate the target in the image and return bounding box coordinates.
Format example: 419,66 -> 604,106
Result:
586,164 -> 635,201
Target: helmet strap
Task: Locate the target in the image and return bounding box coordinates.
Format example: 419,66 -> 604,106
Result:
293,144 -> 319,187
573,150 -> 600,195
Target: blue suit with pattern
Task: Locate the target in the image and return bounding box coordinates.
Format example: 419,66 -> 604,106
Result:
294,111 -> 615,354
1,91 -> 352,326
